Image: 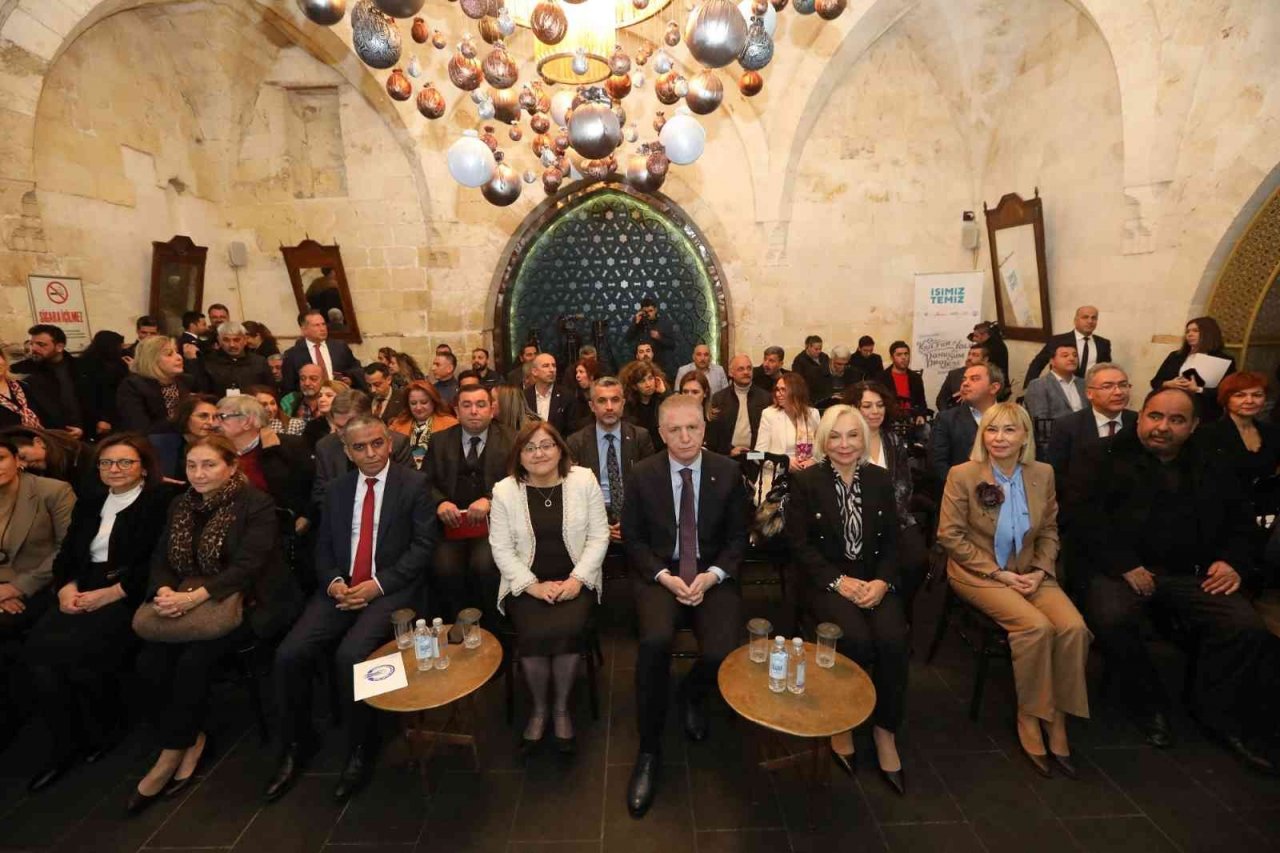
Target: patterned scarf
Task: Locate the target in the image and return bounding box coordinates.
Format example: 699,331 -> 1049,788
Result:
167,473 -> 246,577
160,382 -> 181,420
0,380 -> 41,428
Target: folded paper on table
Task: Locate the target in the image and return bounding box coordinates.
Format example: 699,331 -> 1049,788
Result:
354,651 -> 408,701
1179,353 -> 1233,389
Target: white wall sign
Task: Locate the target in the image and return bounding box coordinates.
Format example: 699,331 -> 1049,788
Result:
912,272 -> 985,405
27,275 -> 92,351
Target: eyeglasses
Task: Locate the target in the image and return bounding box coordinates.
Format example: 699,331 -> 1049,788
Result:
97,459 -> 138,470
522,441 -> 557,455
1087,382 -> 1132,392
216,412 -> 246,422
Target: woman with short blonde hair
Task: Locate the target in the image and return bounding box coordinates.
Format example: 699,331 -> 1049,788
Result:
117,337 -> 190,433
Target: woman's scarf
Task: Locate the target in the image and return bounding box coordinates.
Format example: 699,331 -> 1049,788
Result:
167,473 -> 246,577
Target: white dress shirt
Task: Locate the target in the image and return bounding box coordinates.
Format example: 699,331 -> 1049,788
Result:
662,453 -> 726,583
307,339 -> 333,377
1092,408 -> 1124,438
1054,371 -> 1084,411
346,462 -> 390,590
89,482 -> 144,563
534,385 -> 553,421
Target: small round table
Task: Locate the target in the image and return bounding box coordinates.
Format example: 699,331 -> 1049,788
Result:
364,628 -> 503,783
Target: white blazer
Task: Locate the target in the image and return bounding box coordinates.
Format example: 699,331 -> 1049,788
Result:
754,406 -> 821,499
489,465 -> 610,613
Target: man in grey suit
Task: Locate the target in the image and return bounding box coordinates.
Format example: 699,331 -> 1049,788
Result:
566,376 -> 656,541
1023,344 -> 1087,423
928,363 -> 1004,484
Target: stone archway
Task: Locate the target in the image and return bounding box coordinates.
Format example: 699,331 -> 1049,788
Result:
490,179 -> 732,375
1204,182 -> 1280,376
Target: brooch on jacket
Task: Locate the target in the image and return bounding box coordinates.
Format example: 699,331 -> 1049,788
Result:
975,482 -> 1004,511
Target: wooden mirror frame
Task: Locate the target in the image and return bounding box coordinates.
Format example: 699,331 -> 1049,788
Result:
280,239 -> 363,344
983,189 -> 1053,343
149,235 -> 208,338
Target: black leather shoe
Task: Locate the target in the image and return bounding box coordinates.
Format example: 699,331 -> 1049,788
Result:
333,745 -> 371,803
28,757 -> 76,793
1050,753 -> 1078,780
879,767 -> 906,796
626,753 -> 659,818
84,737 -> 120,765
264,741 -> 312,803
682,698 -> 708,742
1020,746 -> 1052,778
1221,734 -> 1279,777
1137,712 -> 1174,748
126,787 -> 163,816
162,734 -> 210,799
829,748 -> 855,777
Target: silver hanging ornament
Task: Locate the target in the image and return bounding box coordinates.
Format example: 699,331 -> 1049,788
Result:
684,0 -> 747,69
498,7 -> 517,35
572,47 -> 589,76
523,169 -> 538,184
482,162 -> 523,206
685,70 -> 723,114
625,147 -> 665,193
793,0 -> 815,14
623,122 -> 639,143
654,50 -> 673,74
373,0 -> 424,16
738,16 -> 773,71
351,0 -> 402,69
566,87 -> 622,159
477,97 -> 496,119
298,0 -> 347,26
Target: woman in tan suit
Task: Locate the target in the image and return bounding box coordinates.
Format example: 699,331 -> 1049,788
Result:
937,402 -> 1090,778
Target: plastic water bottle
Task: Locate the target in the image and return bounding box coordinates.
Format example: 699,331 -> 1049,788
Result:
413,619 -> 433,672
787,637 -> 806,695
768,636 -> 788,693
432,617 -> 450,670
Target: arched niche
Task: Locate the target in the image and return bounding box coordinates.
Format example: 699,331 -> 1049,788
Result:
1204,182 -> 1280,380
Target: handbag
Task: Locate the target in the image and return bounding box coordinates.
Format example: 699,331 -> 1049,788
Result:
751,454 -> 792,543
132,580 -> 244,643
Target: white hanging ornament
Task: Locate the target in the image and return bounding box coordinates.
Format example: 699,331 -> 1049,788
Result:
478,97 -> 497,119
407,55 -> 423,78
550,88 -> 576,127
631,69 -> 646,88
541,148 -> 557,167
447,129 -> 497,187
658,108 -> 705,165
654,50 -> 673,74
571,47 -> 589,76
498,7 -> 516,35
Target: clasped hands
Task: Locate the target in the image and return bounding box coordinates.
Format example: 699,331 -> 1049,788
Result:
153,585 -> 209,618
835,577 -> 888,609
658,570 -> 718,607
57,581 -> 125,614
993,569 -> 1046,597
526,577 -> 583,605
437,498 -> 490,528
328,579 -> 383,611
1122,561 -> 1239,598
0,582 -> 25,615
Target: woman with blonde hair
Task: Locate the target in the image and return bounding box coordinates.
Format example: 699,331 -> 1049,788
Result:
116,337 -> 191,434
937,402 -> 1090,779
493,384 -> 535,434
389,380 -> 458,470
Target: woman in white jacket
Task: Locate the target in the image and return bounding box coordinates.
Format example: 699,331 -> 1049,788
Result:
754,371 -> 821,498
490,420 -> 609,754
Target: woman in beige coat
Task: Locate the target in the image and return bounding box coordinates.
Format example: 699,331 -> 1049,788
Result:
937,402 -> 1090,779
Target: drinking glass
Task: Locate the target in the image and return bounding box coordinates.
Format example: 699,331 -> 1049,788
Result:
747,617 -> 772,663
458,607 -> 483,650
815,622 -> 842,668
392,608 -> 415,651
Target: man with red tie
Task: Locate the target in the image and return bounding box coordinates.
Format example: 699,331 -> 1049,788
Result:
279,309 -> 368,394
265,416 -> 438,804
621,395 -> 749,818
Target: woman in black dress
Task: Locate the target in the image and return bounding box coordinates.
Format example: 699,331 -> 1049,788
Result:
1198,371 -> 1280,517
490,421 -> 608,753
1150,316 -> 1237,421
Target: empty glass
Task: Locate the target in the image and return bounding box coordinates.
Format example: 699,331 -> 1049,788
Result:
458,607 -> 483,650
747,617 -> 773,663
392,608 -> 415,651
816,622 -> 842,668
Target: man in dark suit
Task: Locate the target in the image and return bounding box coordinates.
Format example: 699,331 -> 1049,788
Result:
1067,389 -> 1275,773
928,363 -> 1003,484
188,322 -> 274,397
505,342 -> 538,386
280,310 -> 367,395
935,343 -> 989,412
566,376 -> 656,541
622,395 -> 749,818
178,311 -> 209,360
423,384 -> 515,620
877,341 -> 928,423
849,336 -> 884,380
1046,362 -> 1136,497
790,335 -> 832,400
1024,305 -> 1111,382
524,352 -> 573,436
751,345 -> 788,394
123,315 -> 159,359
266,416 -> 438,804
311,392 -> 414,511
363,363 -> 405,423
12,324 -> 86,437
706,354 -> 771,457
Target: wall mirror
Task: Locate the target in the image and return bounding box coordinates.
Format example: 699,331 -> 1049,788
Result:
280,239 -> 362,343
149,235 -> 208,337
984,190 -> 1053,342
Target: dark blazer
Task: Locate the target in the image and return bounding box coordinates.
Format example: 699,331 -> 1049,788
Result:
849,352 -> 884,379
1025,331 -> 1112,381
372,389 -> 407,424
11,356 -> 87,430
52,484 -> 179,605
315,464 -> 439,596
524,384 -> 574,436
256,435 -> 315,522
280,338 -> 368,395
621,450 -> 749,582
935,366 -> 966,412
877,368 -> 928,418
116,373 -> 192,434
786,462 -> 899,590
565,421 -> 656,482
929,404 -> 980,484
423,423 -> 516,506
189,350 -> 274,398
1046,406 -> 1137,495
311,430 -> 413,511
705,383 -> 771,455
751,365 -> 788,395
1149,349 -> 1236,421
0,379 -> 48,429
790,352 -> 832,400
1195,417 -> 1280,502
147,485 -> 301,639
77,354 -> 128,429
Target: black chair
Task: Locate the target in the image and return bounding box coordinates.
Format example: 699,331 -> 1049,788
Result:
502,620 -> 603,725
926,584 -> 1011,720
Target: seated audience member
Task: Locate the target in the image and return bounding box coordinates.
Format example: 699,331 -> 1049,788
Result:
1198,372 -> 1280,515
1025,305 -> 1109,382
677,369 -> 712,419
0,437 -> 75,743
471,348 -> 501,388
301,381 -> 347,450
524,353 -> 573,436
506,342 -> 539,386
129,436 -> 298,814
432,351 -> 461,406
1069,388 -> 1275,771
13,324 -> 87,437
267,354 -> 284,386
752,345 -> 789,395
377,347 -> 406,390
969,321 -> 1009,379
491,421 -> 608,753
632,344 -> 670,394
825,345 -> 862,400
178,311 -> 209,359
877,342 -> 928,424
215,395 -> 313,531
935,343 -> 989,413
787,404 -> 907,792
706,354 -> 771,459
280,310 -> 367,395
847,382 -> 930,605
567,359 -> 599,434
191,322 -> 274,398
243,321 -> 280,359
117,336 -> 191,434
364,363 -> 405,423
621,360 -> 667,452
1,427 -> 92,495
207,304 -> 231,333
494,383 -> 535,434
938,402 -> 1089,779
791,335 -> 833,400
247,384 -> 305,437
756,372 -> 821,496
675,343 -> 729,396
424,384 -> 515,619
310,391 -> 412,509
24,435 -> 176,791
1150,316 -> 1236,422
625,297 -> 677,378
78,331 -> 128,437
178,394 -> 221,449
389,380 -> 458,470
1045,363 -> 1136,500
623,395 -> 748,817
267,417 -> 438,804
566,376 -> 656,541
0,348 -> 45,429
1022,344 -> 1086,453
123,315 -> 159,360
929,364 -> 1004,485
281,363 -> 325,423
850,336 -> 884,379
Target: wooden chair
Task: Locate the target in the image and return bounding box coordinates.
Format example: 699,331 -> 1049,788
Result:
926,584 -> 1011,720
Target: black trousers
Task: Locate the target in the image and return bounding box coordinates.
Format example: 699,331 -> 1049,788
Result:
808,589 -> 909,731
135,623 -> 254,751
1085,573 -> 1271,735
274,583 -> 420,752
433,538 -> 497,623
896,524 -> 930,609
633,577 -> 742,753
0,589 -> 53,723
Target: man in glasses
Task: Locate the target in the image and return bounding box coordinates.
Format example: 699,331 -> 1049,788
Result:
1046,362 -> 1137,497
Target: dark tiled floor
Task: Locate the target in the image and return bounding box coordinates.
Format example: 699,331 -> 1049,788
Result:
2,577 -> 1278,853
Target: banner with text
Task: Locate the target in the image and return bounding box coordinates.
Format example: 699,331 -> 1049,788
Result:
28,275 -> 91,351
912,272 -> 985,406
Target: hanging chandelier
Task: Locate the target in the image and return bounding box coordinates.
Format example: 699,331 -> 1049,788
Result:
297,0 -> 845,206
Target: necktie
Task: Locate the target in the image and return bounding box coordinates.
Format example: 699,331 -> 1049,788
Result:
678,468 -> 697,584
1079,336 -> 1090,377
1106,420 -> 1117,437
466,435 -> 481,466
605,433 -> 622,516
351,477 -> 377,586
313,343 -> 330,381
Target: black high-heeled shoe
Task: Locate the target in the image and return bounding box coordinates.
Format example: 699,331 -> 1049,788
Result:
1050,752 -> 1077,780
162,733 -> 210,798
829,747 -> 856,777
1020,745 -> 1052,778
553,714 -> 576,755
126,785 -> 164,816
520,715 -> 546,756
879,767 -> 906,796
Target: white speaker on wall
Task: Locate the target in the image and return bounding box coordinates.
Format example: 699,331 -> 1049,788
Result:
960,211 -> 981,250
228,241 -> 248,268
